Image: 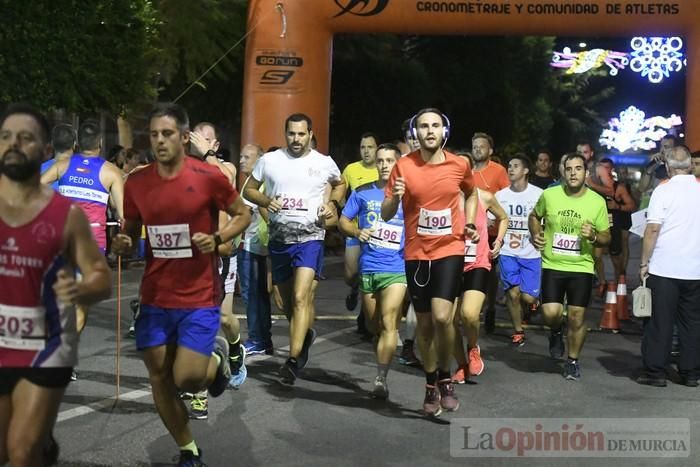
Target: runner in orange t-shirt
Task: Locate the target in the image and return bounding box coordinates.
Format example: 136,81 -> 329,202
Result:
382,108 -> 477,417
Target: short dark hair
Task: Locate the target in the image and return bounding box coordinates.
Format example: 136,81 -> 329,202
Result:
508,153 -> 531,174
360,132 -> 379,144
51,123 -> 76,153
691,150 -> 700,159
577,141 -> 594,151
564,152 -> 587,167
472,132 -> 494,149
401,118 -> 412,136
0,103 -> 51,144
78,119 -> 101,151
285,113 -> 312,132
412,108 -> 449,129
598,157 -> 614,166
536,149 -> 552,160
148,102 -> 190,133
108,144 -> 124,163
125,148 -> 141,163
661,134 -> 678,144
194,121 -> 219,140
376,143 -> 401,160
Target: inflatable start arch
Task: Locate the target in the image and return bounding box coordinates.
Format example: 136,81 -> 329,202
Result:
241,0 -> 700,152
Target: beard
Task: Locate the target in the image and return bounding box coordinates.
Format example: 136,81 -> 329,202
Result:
0,149 -> 41,181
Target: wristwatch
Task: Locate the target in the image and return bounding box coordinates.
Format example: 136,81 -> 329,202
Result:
465,223 -> 477,230
213,233 -> 223,246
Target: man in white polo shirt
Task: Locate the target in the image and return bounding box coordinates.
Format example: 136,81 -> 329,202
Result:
638,146 -> 700,387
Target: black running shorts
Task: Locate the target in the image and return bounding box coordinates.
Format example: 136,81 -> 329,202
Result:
541,269 -> 593,308
405,255 -> 463,313
0,368 -> 73,395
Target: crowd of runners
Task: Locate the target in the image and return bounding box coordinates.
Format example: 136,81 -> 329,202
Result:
1,102 -> 698,466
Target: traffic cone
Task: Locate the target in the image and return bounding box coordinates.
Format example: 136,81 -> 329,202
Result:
599,281 -> 620,332
616,275 -> 630,321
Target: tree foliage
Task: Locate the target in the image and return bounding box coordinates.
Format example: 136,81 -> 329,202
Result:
0,0 -> 159,113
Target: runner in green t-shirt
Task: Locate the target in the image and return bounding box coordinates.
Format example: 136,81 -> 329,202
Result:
528,153 -> 610,381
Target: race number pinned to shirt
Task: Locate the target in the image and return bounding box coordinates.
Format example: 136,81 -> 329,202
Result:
464,239 -> 477,263
0,304 -> 46,351
417,208 -> 452,236
147,224 -> 193,258
507,216 -> 528,249
552,232 -> 581,256
277,193 -> 309,217
369,222 -> 403,250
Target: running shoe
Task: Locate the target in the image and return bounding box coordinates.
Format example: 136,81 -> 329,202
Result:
468,345 -> 485,376
208,336 -> 231,397
422,384 -> 442,417
297,328 -> 317,370
228,345 -> 247,389
370,376 -> 389,400
128,299 -> 140,338
179,392 -> 194,400
279,358 -> 298,387
189,397 -> 208,420
345,287 -> 359,311
438,378 -> 460,412
243,339 -> 267,356
549,329 -> 565,359
511,331 -> 526,347
177,448 -> 206,467
563,360 -> 581,381
70,370 -> 77,382
399,340 -> 421,367
451,365 -> 469,384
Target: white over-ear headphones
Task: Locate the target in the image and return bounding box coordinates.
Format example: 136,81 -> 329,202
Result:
409,108 -> 451,141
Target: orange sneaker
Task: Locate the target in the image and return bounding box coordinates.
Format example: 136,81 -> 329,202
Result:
451,365 -> 469,384
468,345 -> 485,376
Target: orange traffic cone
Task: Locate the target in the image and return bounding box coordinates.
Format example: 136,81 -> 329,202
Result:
599,281 -> 620,332
616,275 -> 630,321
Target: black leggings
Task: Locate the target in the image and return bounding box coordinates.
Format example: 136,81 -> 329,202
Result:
405,256 -> 463,313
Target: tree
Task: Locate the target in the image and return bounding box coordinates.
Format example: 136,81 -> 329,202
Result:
0,0 -> 159,113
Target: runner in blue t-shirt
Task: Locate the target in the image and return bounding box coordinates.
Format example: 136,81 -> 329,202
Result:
339,143 -> 406,400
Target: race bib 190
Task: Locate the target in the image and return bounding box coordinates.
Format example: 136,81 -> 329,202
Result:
368,222 -> 403,250
417,208 -> 452,236
147,224 -> 193,258
552,232 -> 581,256
0,304 -> 46,351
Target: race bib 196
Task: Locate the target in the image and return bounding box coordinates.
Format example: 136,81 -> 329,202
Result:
147,224 -> 192,258
0,304 -> 46,351
417,208 -> 452,236
278,193 -> 309,217
368,222 -> 403,250
552,232 -> 581,256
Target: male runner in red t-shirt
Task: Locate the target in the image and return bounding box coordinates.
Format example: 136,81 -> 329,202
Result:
382,108 -> 478,417
112,103 -> 250,466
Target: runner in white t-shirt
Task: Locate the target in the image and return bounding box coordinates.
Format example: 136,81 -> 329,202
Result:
243,113 -> 344,387
495,154 -> 543,347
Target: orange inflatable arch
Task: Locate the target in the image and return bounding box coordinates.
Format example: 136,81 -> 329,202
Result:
241,0 -> 699,152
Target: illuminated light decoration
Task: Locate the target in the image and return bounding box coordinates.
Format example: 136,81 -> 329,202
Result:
599,105 -> 683,153
551,47 -> 629,75
629,37 -> 685,83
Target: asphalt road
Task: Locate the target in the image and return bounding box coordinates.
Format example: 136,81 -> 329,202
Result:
52,237 -> 699,466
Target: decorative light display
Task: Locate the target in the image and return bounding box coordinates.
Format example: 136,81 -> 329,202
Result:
599,105 -> 682,152
629,37 -> 685,83
551,47 -> 629,75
